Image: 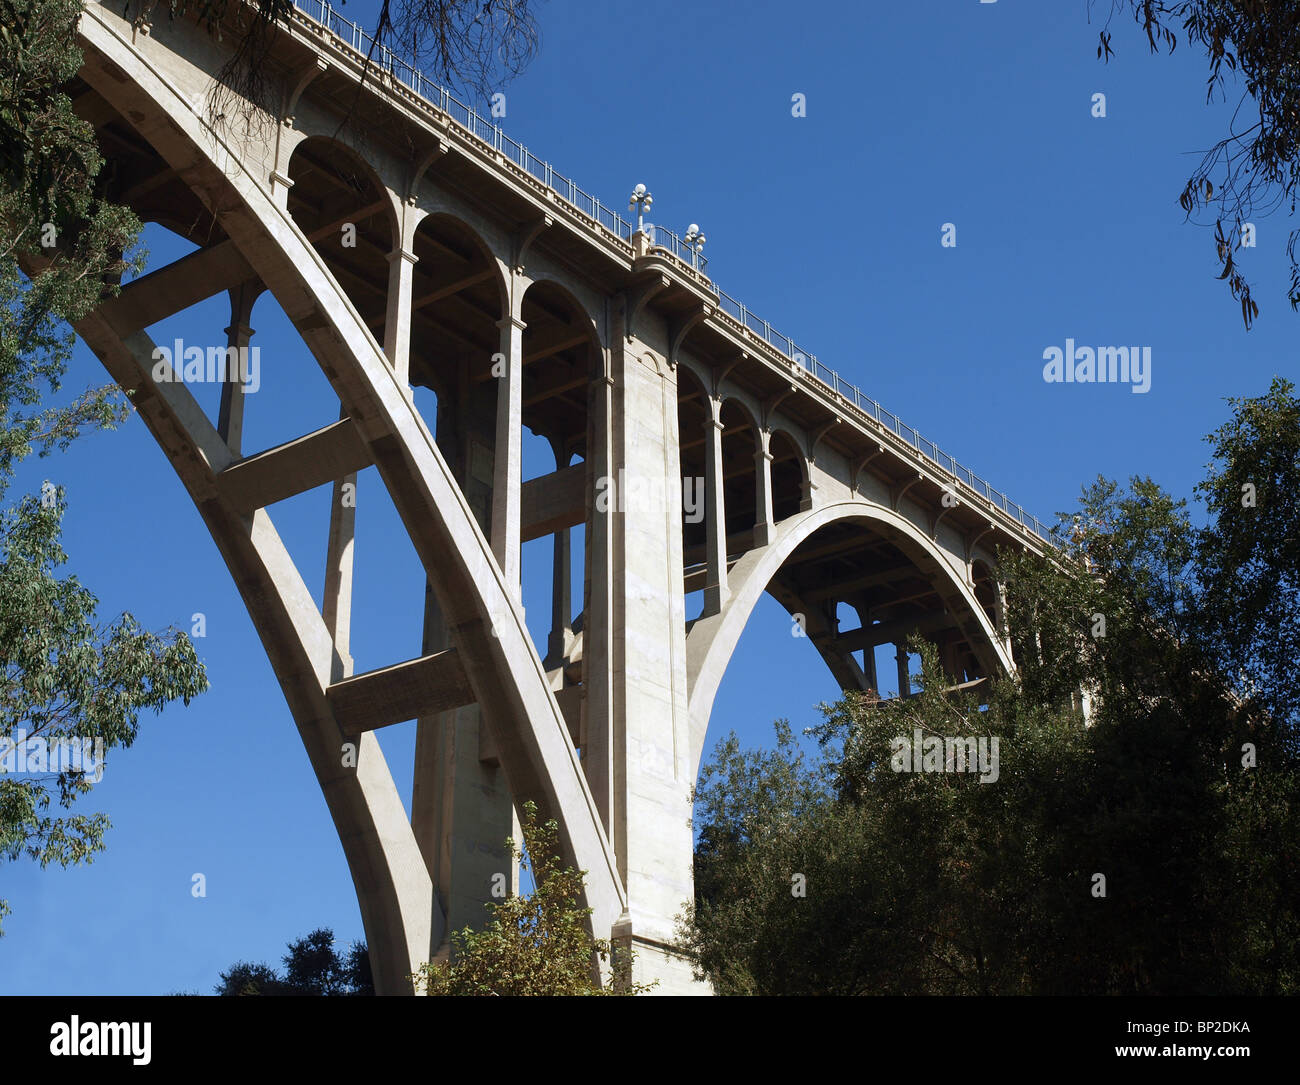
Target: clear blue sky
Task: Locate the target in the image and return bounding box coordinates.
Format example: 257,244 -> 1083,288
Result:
2,0 -> 1292,994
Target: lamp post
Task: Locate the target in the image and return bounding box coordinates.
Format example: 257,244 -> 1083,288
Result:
683,223 -> 706,270
629,183 -> 653,234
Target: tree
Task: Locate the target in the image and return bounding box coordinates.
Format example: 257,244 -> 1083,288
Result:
682,722 -> 905,995
415,801 -> 654,995
1093,1 -> 1300,325
137,0 -> 543,126
215,927 -> 373,995
679,384 -> 1300,995
1195,376 -> 1300,740
0,0 -> 208,934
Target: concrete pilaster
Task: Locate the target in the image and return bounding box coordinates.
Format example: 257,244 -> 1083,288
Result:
583,369 -> 617,834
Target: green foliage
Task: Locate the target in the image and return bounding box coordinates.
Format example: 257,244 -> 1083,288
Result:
129,0 -> 541,116
0,0 -> 207,933
1196,377 -> 1300,740
215,927 -> 373,995
416,801 -> 654,995
1,0 -> 142,494
681,384 -> 1300,995
1094,1 -> 1300,323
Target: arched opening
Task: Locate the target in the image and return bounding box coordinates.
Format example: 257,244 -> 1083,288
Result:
406,213 -> 505,530
519,280 -> 600,742
519,280 -> 596,468
287,138 -> 394,333
769,429 -> 807,521
688,503 -> 1011,782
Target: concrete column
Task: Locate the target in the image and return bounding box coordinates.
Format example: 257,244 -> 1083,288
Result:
895,644 -> 910,699
754,428 -> 776,547
410,583 -> 512,958
217,283 -> 258,456
940,636 -> 962,683
491,313 -> 525,597
323,458 -> 356,682
384,247 -> 417,388
703,399 -> 729,615
589,310 -> 702,992
548,525 -> 572,663
993,577 -> 1014,660
547,442 -> 573,664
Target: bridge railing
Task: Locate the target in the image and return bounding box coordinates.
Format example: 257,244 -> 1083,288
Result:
284,0 -> 1050,543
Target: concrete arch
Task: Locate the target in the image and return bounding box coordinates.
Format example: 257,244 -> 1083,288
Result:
286,134 -> 401,250
685,499 -> 1015,778
414,210 -> 511,324
74,6 -> 624,990
720,392 -> 761,436
520,275 -> 607,353
769,427 -> 810,518
677,357 -> 713,399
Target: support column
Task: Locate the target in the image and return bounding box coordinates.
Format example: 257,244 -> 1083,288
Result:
548,525 -> 572,663
589,305 -> 704,992
411,393 -> 517,964
492,312 -> 525,597
855,606 -> 879,693
895,643 -> 911,699
547,442 -> 573,664
754,429 -> 776,547
384,246 -> 417,389
410,584 -> 513,959
864,642 -> 879,694
940,636 -> 962,684
993,577 -> 1013,661
703,398 -> 729,614
323,458 -> 356,683
217,283 -> 258,455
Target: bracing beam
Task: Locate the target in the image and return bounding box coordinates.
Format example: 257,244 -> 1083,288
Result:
100,239 -> 254,334
327,649 -> 475,734
216,418 -> 373,513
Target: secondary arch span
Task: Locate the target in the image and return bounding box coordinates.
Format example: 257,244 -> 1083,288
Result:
685,498 -> 1016,778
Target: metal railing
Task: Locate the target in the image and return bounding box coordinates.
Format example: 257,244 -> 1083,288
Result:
285,0 -> 1050,542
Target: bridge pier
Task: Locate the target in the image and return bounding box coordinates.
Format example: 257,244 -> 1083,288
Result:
582,325 -> 707,993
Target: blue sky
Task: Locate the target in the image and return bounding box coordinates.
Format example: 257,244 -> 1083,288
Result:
2,0 -> 1294,994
